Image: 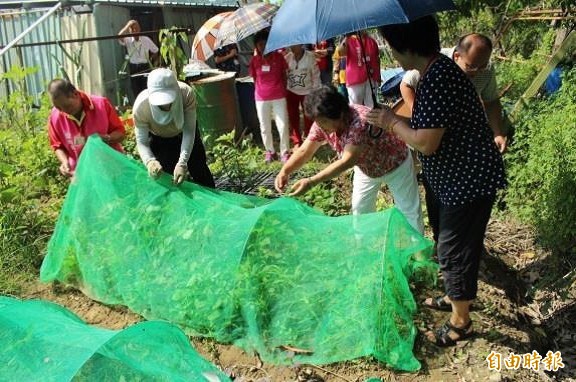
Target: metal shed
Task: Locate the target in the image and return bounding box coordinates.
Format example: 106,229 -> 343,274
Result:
0,0 -> 240,104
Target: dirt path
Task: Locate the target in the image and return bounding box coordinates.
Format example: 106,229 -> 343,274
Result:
23,217 -> 574,382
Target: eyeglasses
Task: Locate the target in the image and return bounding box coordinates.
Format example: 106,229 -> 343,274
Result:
459,56 -> 489,73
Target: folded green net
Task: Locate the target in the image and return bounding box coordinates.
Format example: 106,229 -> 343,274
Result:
41,137 -> 436,371
0,296 -> 230,381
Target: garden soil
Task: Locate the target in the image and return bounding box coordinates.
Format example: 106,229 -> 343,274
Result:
24,216 -> 574,382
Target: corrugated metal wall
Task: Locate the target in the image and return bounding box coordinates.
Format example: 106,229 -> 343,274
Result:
60,11 -> 100,95
92,4 -> 131,105
1,3 -> 239,105
58,4 -> 130,103
0,7 -> 64,99
0,5 -> 132,104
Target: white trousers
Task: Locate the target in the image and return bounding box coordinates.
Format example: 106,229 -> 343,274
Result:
347,79 -> 377,108
351,151 -> 424,234
255,98 -> 290,154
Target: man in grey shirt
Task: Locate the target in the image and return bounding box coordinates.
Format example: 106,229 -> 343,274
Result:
400,33 -> 507,152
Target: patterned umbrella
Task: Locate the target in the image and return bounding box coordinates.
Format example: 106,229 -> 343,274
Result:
217,3 -> 279,47
191,12 -> 232,61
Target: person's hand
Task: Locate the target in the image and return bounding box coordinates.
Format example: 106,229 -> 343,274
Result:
314,50 -> 326,58
146,160 -> 163,178
332,73 -> 339,87
288,177 -> 315,197
274,172 -> 290,193
100,134 -> 111,144
494,135 -> 507,153
59,162 -> 73,177
173,164 -> 187,185
365,106 -> 398,132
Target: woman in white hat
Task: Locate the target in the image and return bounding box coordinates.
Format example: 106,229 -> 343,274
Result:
133,68 -> 214,187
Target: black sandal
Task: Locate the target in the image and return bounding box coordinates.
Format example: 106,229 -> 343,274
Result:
431,320 -> 474,347
423,296 -> 452,311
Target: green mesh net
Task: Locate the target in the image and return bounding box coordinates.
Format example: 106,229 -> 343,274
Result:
0,296 -> 230,381
40,137 -> 436,371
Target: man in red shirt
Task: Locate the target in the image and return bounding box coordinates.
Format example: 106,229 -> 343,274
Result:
47,79 -> 125,177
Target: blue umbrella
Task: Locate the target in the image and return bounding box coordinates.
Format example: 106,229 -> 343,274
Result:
264,0 -> 456,53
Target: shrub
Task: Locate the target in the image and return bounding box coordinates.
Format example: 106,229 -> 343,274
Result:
0,67 -> 66,294
504,66 -> 576,254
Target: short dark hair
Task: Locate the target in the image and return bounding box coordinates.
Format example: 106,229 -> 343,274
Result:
303,85 -> 349,120
456,33 -> 493,54
378,15 -> 440,56
254,30 -> 269,44
47,79 -> 77,98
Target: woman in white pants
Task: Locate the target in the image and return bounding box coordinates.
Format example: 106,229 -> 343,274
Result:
275,85 -> 423,233
249,30 -> 291,163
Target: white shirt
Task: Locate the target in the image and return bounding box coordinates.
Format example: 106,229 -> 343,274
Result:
120,36 -> 159,65
133,82 -> 196,165
401,47 -> 499,102
285,50 -> 321,96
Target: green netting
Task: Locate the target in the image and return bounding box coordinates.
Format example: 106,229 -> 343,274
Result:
40,137 -> 436,371
0,296 -> 230,382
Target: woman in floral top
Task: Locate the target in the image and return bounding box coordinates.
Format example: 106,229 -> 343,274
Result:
274,85 -> 423,233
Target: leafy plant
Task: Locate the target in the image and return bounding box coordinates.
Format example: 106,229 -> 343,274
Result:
504,66 -> 576,254
0,66 -> 66,294
0,66 -> 48,135
495,29 -> 555,103
208,131 -> 268,193
117,110 -> 138,159
50,19 -> 87,85
207,131 -> 352,215
159,27 -> 189,78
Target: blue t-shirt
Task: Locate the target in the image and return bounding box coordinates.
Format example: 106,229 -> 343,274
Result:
412,55 -> 506,206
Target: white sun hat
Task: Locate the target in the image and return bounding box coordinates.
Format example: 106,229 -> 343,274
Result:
147,68 -> 178,106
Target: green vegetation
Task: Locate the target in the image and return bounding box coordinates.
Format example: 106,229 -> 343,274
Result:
208,131 -> 352,216
159,27 -> 189,79
504,66 -> 576,254
0,66 -> 66,294
0,0 -> 574,319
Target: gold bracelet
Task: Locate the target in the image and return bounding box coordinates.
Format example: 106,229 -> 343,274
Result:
388,118 -> 400,133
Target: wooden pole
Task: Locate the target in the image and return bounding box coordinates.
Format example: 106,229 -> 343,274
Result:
509,30 -> 576,122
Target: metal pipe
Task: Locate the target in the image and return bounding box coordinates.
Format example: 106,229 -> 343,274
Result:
0,1 -> 61,58
0,28 -> 193,49
0,8 -> 48,17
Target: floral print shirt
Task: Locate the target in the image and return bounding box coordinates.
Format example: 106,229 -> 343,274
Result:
308,104 -> 408,177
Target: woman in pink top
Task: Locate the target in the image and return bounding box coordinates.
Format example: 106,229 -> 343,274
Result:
337,32 -> 381,108
249,30 -> 290,163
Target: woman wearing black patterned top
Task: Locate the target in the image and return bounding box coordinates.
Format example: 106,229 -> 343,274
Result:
367,16 -> 506,347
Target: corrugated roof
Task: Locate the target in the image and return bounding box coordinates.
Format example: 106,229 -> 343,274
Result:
0,0 -> 239,9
